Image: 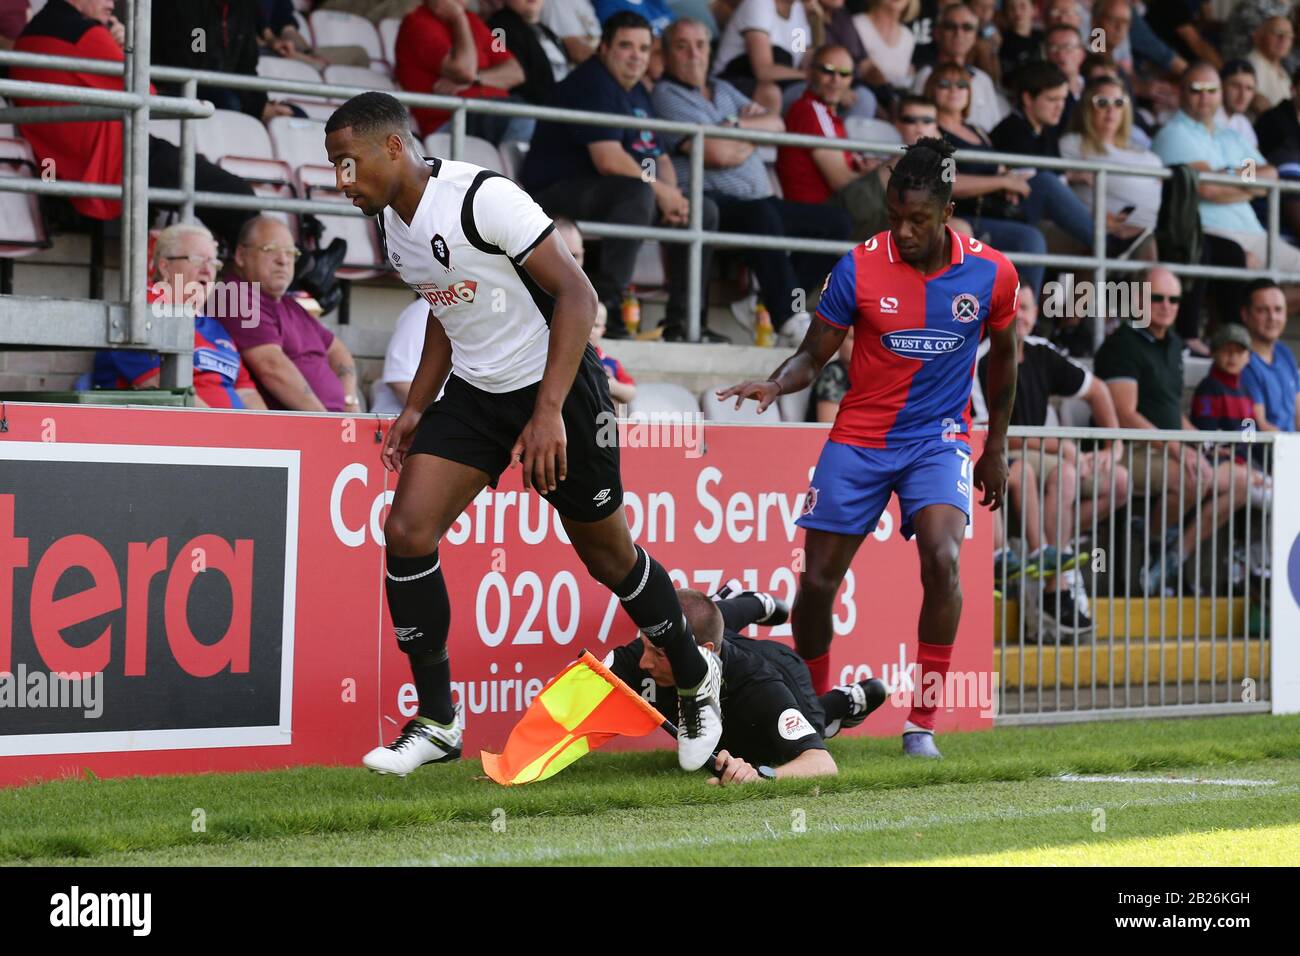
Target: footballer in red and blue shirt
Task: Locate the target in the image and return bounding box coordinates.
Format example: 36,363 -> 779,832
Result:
720,138 -> 1020,758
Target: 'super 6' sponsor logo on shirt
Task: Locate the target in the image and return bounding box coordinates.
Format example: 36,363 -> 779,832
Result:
881,328 -> 964,360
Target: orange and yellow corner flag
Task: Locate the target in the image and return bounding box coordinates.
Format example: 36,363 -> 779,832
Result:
481,651 -> 665,785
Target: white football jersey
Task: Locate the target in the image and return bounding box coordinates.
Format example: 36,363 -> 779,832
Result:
379,159 -> 556,393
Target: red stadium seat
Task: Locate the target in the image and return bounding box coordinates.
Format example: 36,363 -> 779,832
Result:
296,163 -> 388,279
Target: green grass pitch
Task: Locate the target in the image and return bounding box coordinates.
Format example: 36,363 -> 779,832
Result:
3,714 -> 1298,866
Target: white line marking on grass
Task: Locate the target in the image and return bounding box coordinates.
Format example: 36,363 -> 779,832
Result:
413,783 -> 1298,867
1058,774 -> 1277,787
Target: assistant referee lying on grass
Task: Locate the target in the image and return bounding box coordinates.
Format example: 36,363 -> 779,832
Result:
605,588 -> 887,785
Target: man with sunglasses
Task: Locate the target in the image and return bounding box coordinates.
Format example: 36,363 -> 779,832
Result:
216,216 -> 362,413
1153,62 -> 1300,318
911,1 -> 1006,133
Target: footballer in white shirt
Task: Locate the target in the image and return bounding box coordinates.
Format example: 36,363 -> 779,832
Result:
324,92 -> 724,777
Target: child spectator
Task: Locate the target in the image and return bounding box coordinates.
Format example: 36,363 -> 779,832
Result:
1192,323 -> 1273,501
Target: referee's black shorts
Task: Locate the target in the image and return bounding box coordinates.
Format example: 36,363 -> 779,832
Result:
408,344 -> 624,523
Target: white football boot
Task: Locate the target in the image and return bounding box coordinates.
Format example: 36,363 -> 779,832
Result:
676,646 -> 723,770
363,717 -> 462,776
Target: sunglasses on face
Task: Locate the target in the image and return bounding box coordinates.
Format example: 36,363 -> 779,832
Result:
816,63 -> 854,78
1189,82 -> 1220,94
1151,293 -> 1180,304
899,113 -> 937,124
1091,94 -> 1128,109
937,79 -> 971,90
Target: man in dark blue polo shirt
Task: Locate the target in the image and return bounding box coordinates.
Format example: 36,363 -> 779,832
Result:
1095,266 -> 1253,595
521,10 -> 721,341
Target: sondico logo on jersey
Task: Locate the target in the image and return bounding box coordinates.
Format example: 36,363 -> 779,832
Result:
415,280 -> 478,308
881,328 -> 963,360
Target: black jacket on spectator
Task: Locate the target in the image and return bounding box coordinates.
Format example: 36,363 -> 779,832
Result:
991,110 -> 1060,157
1255,98 -> 1300,168
487,7 -> 567,106
152,0 -> 267,120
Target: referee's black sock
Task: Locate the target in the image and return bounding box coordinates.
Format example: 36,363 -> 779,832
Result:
614,546 -> 707,690
385,551 -> 456,725
819,687 -> 853,724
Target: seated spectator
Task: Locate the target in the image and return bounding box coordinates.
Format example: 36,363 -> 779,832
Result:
94,223 -> 267,410
1191,322 -> 1273,483
809,325 -> 852,422
1247,16 -> 1294,111
929,61 -> 1048,293
394,0 -> 530,145
521,11 -> 723,342
217,216 -> 360,412
1222,0 -> 1293,63
151,1 -> 299,123
1146,0 -> 1221,70
776,45 -> 891,243
850,0 -> 918,93
912,1 -> 1007,133
1059,74 -> 1162,255
257,0 -> 371,68
371,297 -> 427,416
1254,66 -> 1300,167
539,0 -> 600,63
1094,267 -> 1251,596
713,0 -> 818,116
488,0 -> 574,106
596,0 -> 677,34
965,0 -> 1002,87
0,0 -> 29,50
1153,63 -> 1300,317
1218,59 -> 1262,147
553,218 -> 637,403
998,0 -> 1043,82
1240,278 -> 1300,432
1079,52 -> 1155,147
977,284 -> 1127,635
1043,23 -> 1086,127
654,19 -> 850,344
11,0 -> 257,250
1044,0 -> 1084,32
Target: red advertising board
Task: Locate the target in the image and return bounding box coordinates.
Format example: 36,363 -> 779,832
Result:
0,404 -> 993,787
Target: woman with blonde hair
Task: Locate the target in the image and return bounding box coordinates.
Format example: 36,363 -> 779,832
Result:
851,0 -> 917,89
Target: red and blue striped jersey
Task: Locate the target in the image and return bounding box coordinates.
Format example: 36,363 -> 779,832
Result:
816,227 -> 1019,448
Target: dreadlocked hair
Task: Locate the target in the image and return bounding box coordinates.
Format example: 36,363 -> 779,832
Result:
888,136 -> 956,208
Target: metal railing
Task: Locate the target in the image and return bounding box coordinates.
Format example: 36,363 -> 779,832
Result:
5,37 -> 1300,351
994,425 -> 1273,723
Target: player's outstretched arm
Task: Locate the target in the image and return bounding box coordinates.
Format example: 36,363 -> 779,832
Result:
974,316 -> 1018,512
715,316 -> 847,413
513,232 -> 601,493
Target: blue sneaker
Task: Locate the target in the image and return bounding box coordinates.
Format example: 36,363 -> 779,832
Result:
902,730 -> 943,759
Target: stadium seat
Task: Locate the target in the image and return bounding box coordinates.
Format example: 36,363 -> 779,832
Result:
1057,396 -> 1093,428
268,116 -> 330,169
843,116 -> 903,146
287,100 -> 340,122
701,382 -> 782,422
627,382 -> 699,417
216,156 -> 299,239
292,9 -> 313,46
297,163 -> 388,279
0,138 -> 51,258
378,18 -> 402,66
777,385 -> 812,423
497,140 -> 529,180
196,109 -> 274,163
149,118 -> 181,147
256,55 -> 325,100
323,64 -> 396,92
423,133 -> 504,172
309,10 -> 384,62
632,241 -> 666,290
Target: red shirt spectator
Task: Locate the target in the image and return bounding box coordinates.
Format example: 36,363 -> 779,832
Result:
776,87 -> 856,205
395,2 -> 517,137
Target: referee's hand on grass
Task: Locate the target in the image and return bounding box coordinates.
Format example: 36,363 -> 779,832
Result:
511,410 -> 568,494
716,380 -> 781,414
707,750 -> 761,786
381,407 -> 422,473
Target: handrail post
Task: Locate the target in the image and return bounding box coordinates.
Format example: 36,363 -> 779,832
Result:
125,0 -> 152,349
451,106 -> 465,161
1268,176 -> 1280,273
180,76 -> 197,222
1092,167 -> 1107,354
687,127 -> 704,343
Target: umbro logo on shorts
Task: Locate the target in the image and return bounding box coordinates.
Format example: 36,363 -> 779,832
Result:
394,626 -> 423,642
592,488 -> 612,505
